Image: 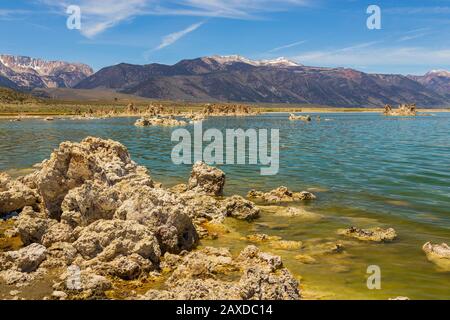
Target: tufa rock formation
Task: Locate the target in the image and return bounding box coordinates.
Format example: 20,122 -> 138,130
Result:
337,227 -> 397,242
0,137 -> 300,299
247,186 -> 316,203
383,104 -> 417,116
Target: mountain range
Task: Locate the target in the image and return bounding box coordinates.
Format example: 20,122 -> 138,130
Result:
0,55 -> 93,90
1,54 -> 449,107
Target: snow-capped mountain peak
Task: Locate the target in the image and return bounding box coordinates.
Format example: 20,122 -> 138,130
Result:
208,55 -> 302,67
427,69 -> 450,77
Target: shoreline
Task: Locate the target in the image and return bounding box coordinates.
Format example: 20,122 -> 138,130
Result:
0,108 -> 449,119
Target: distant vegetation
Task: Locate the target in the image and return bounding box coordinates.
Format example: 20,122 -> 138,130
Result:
0,87 -> 40,104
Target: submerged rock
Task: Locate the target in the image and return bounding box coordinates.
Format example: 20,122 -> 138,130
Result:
422,242 -> 450,271
188,161 -> 225,196
338,227 -> 397,242
261,205 -> 323,220
294,254 -> 317,264
242,234 -> 302,251
248,186 -> 316,203
243,233 -> 282,243
269,240 -> 303,250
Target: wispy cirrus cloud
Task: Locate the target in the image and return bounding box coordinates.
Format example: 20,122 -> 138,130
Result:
38,0 -> 310,38
0,9 -> 30,20
269,40 -> 307,53
155,21 -> 204,50
385,6 -> 450,15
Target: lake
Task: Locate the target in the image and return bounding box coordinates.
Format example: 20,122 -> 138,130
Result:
1,112 -> 449,299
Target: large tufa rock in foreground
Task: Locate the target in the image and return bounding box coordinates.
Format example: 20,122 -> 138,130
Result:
422,242 -> 450,271
188,161 -> 225,196
0,136 -> 299,300
36,137 -> 153,219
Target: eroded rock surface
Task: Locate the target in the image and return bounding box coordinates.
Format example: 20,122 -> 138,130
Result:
188,161 -> 225,196
0,243 -> 47,286
221,195 -> 260,221
36,137 -> 153,219
248,186 -> 316,203
139,246 -> 300,300
338,227 -> 397,242
0,173 -> 38,216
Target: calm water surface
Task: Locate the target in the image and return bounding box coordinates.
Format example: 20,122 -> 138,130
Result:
0,113 -> 449,299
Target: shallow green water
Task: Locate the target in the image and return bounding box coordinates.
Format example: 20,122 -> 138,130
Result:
0,113 -> 449,299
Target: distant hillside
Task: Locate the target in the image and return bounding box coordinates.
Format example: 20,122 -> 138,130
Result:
32,88 -> 155,102
0,87 -> 40,103
408,70 -> 450,98
75,55 -> 450,108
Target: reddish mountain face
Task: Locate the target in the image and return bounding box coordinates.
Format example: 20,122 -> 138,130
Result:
0,55 -> 93,90
75,56 -> 450,107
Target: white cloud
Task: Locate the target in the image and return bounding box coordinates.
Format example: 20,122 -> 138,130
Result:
40,0 -> 150,38
269,40 -> 307,53
39,0 -> 310,37
385,7 -> 450,15
155,22 -> 204,50
153,0 -> 310,19
0,9 -> 30,20
398,33 -> 428,42
292,44 -> 450,67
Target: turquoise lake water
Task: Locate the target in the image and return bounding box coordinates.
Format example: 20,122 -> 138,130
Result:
0,113 -> 449,299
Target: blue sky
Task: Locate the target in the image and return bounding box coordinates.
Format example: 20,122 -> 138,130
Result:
1,0 -> 450,75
